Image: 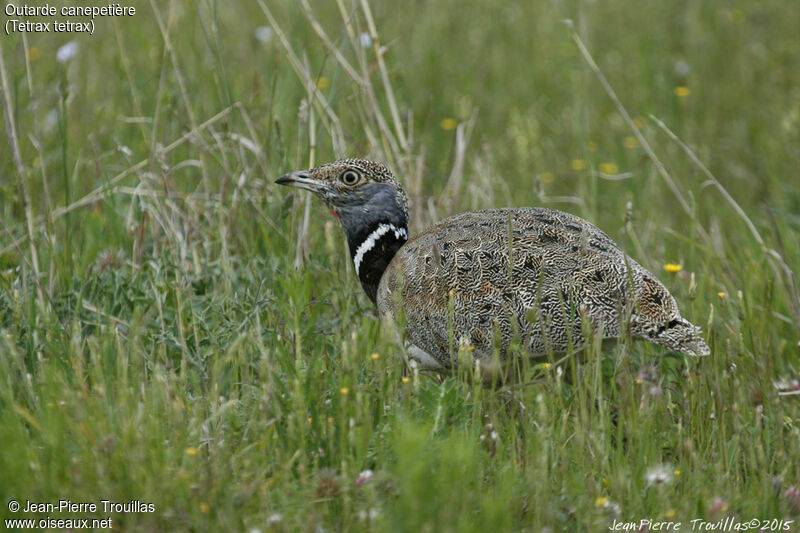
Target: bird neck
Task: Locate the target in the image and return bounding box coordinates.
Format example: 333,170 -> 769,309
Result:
346,218 -> 408,305
333,182 -> 409,305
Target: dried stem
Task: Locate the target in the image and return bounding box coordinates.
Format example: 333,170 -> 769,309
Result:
569,26 -> 695,221
1,104 -> 238,256
650,114 -> 800,325
0,43 -> 45,308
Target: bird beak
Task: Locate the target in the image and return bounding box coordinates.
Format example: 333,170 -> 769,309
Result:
275,171 -> 324,193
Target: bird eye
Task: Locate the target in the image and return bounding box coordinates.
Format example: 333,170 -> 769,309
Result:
340,170 -> 360,186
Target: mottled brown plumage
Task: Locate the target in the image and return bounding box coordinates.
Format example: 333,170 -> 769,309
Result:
276,158 -> 710,370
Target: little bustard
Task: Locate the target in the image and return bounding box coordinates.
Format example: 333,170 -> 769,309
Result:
276,158 -> 710,370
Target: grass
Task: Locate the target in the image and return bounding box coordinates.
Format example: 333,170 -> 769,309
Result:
1,0 -> 799,531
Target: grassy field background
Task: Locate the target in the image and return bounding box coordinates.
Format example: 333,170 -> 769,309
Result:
1,1 -> 799,531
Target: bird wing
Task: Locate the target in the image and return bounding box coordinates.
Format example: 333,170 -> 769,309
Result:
377,208 -> 637,365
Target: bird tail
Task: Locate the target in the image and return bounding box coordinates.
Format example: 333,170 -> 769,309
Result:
650,317 -> 711,356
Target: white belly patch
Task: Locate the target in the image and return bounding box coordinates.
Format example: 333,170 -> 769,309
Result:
406,344 -> 442,369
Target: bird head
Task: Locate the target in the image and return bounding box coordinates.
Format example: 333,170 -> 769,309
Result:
275,158 -> 410,304
275,158 -> 409,236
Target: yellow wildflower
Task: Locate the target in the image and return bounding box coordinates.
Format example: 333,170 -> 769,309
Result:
542,363 -> 551,369
440,118 -> 457,131
316,76 -> 330,90
595,497 -> 608,507
674,86 -> 690,98
717,292 -> 727,300
340,387 -> 349,395
571,159 -> 586,171
624,136 -> 639,149
185,447 -> 198,457
401,376 -> 410,384
370,352 -> 380,361
664,263 -> 683,274
674,470 -> 681,477
200,503 -> 210,513
598,162 -> 619,175
665,509 -> 676,518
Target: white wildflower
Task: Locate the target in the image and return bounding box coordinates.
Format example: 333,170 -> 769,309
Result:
357,508 -> 381,522
674,60 -> 691,77
56,41 -> 79,63
254,26 -> 273,43
356,469 -> 374,487
645,465 -> 674,487
359,32 -> 372,47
